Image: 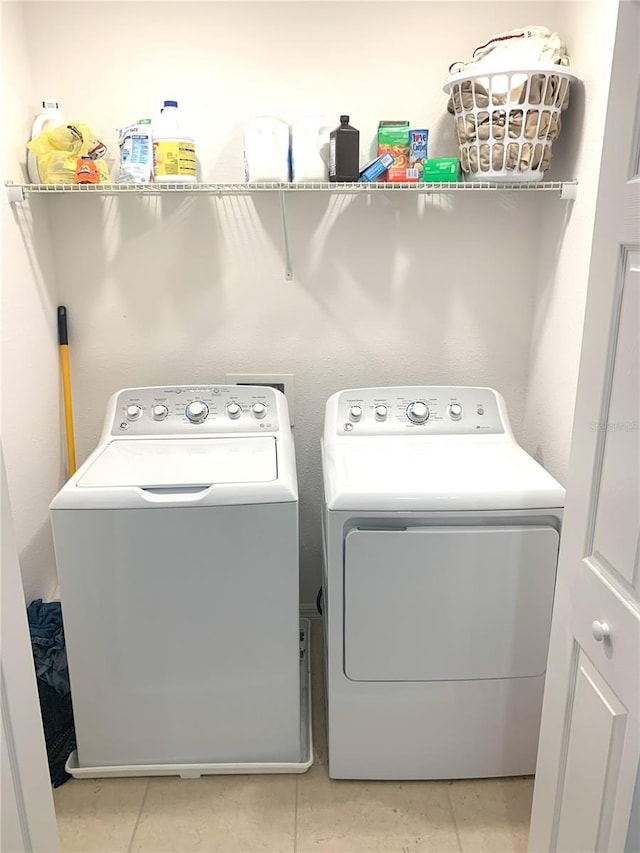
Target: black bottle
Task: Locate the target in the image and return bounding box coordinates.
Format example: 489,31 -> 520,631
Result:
329,115 -> 360,182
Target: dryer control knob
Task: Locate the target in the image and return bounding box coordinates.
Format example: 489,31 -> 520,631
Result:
407,401 -> 429,423
126,405 -> 142,421
374,405 -> 388,421
185,401 -> 209,423
349,405 -> 363,422
227,402 -> 242,420
152,405 -> 169,421
448,403 -> 463,420
252,403 -> 266,419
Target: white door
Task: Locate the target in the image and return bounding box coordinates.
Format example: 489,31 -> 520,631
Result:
0,448 -> 60,852
528,3 -> 640,852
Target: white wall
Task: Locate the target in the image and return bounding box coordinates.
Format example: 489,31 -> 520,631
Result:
520,0 -> 619,479
1,0 -> 61,603
11,0 -> 599,603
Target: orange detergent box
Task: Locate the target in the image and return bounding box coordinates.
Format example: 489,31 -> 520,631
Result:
378,121 -> 419,181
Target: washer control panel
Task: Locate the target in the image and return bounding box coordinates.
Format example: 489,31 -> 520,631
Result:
335,387 -> 505,435
110,386 -> 280,435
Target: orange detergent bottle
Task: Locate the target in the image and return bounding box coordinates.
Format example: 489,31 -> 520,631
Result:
74,156 -> 100,184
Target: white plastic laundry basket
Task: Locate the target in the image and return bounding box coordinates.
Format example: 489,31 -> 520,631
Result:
443,65 -> 578,182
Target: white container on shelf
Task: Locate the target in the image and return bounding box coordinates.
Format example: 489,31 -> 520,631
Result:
152,100 -> 197,183
27,98 -> 64,183
244,115 -> 290,183
291,111 -> 332,182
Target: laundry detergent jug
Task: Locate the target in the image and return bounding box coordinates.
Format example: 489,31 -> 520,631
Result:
291,111 -> 331,182
153,100 -> 197,183
243,115 -> 290,183
27,98 -> 64,183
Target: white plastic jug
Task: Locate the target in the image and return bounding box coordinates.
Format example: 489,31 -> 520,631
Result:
27,98 -> 64,183
244,115 -> 290,183
153,100 -> 197,183
291,112 -> 331,182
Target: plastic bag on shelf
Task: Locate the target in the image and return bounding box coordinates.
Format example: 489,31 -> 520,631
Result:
26,122 -> 110,184
116,119 -> 153,183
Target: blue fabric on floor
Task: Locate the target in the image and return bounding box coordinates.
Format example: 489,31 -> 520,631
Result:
27,598 -> 70,696
27,598 -> 76,786
36,678 -> 76,787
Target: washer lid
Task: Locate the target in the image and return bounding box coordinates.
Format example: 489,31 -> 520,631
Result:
323,440 -> 565,511
78,437 -> 277,489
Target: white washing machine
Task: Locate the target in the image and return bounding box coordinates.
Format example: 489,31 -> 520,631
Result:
321,386 -> 565,780
51,385 -> 311,778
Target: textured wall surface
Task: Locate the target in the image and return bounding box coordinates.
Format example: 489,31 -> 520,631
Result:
2,0 -> 61,602
520,0 -> 618,479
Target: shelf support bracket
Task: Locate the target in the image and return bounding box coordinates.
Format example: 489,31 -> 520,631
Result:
279,190 -> 293,280
5,182 -> 26,204
560,182 -> 578,201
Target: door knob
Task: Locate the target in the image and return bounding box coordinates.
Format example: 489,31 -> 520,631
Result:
591,620 -> 611,642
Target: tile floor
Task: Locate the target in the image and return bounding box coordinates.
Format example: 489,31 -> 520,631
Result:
54,620 -> 534,853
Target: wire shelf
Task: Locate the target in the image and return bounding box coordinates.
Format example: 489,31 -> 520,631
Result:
5,179 -> 578,201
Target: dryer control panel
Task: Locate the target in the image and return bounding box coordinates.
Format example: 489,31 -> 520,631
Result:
333,387 -> 505,435
108,386 -> 281,436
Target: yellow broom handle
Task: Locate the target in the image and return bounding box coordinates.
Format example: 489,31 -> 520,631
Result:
58,307 -> 76,476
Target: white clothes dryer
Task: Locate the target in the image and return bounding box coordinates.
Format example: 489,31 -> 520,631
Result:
51,385 -> 311,778
321,386 -> 564,780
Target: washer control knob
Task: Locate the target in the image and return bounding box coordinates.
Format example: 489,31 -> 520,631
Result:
126,405 -> 142,421
349,405 -> 363,422
252,403 -> 266,419
448,403 -> 463,420
152,405 -> 169,421
407,401 -> 429,423
374,405 -> 388,421
185,401 -> 209,423
227,402 -> 242,420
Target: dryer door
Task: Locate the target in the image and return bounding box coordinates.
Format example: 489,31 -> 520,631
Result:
344,525 -> 558,681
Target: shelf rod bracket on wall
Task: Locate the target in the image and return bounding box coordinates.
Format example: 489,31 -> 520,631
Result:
279,190 -> 293,280
5,182 -> 26,203
560,182 -> 578,201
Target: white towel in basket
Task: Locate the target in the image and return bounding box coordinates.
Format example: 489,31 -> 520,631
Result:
449,25 -> 570,75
